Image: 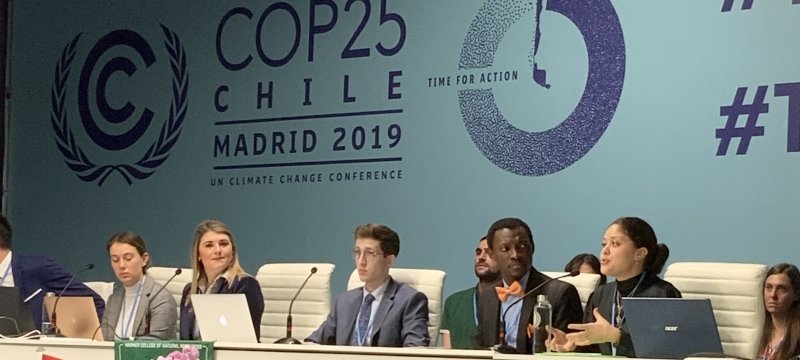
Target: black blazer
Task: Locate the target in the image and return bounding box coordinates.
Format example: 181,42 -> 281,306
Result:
476,267 -> 583,353
178,275 -> 264,340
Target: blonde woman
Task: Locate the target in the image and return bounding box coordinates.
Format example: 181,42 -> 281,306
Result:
179,220 -> 263,340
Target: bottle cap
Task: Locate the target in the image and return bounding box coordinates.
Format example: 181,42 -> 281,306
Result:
537,294 -> 547,302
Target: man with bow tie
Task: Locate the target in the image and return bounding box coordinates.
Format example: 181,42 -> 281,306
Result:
475,218 -> 582,353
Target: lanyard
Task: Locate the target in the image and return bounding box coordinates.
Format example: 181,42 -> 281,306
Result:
610,272 -> 646,356
355,304 -> 375,346
0,263 -> 11,285
472,287 -> 479,326
120,281 -> 144,338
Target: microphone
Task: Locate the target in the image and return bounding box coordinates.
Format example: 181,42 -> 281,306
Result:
493,270 -> 580,354
50,263 -> 95,336
146,268 -> 182,300
274,267 -> 317,344
141,268 -> 182,339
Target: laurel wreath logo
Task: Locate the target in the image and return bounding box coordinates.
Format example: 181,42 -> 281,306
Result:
50,24 -> 189,186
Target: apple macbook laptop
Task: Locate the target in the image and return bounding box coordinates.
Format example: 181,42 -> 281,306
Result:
190,293 -> 258,343
622,297 -> 724,359
0,287 -> 36,336
43,295 -> 102,340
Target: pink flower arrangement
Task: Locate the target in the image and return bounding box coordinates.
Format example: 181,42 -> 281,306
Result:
157,345 -> 201,360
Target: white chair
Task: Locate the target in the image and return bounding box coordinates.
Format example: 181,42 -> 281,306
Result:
84,281 -> 115,303
542,271 -> 601,310
347,268 -> 446,345
256,263 -> 335,343
664,262 -> 767,360
148,266 -> 194,333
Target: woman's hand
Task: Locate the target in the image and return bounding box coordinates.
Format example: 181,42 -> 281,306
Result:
547,326 -> 577,352
566,308 -> 621,346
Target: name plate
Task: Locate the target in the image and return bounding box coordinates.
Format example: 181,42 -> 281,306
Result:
114,340 -> 215,360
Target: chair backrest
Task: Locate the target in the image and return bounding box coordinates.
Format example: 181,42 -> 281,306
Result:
256,263 -> 335,343
541,271 -> 601,310
664,262 -> 767,360
84,281 -> 115,303
347,267 -> 446,345
148,266 -> 194,332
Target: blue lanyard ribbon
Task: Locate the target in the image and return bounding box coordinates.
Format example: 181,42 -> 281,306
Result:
610,272 -> 646,356
120,281 -> 144,338
355,305 -> 375,345
472,287 -> 479,326
0,263 -> 11,285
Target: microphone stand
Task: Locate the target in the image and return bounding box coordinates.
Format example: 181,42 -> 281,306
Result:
49,263 -> 95,336
492,270 -> 580,354
140,268 -> 182,340
274,267 -> 317,344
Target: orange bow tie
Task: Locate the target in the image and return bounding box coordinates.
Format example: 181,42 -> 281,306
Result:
495,281 -> 524,302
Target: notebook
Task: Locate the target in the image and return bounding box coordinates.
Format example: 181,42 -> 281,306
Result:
42,295 -> 101,339
0,287 -> 36,335
190,293 -> 258,343
622,297 -> 724,359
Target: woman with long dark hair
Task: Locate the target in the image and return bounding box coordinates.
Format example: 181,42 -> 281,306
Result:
758,263 -> 800,360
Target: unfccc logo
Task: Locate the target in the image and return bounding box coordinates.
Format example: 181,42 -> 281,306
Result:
459,0 -> 625,176
50,25 -> 188,185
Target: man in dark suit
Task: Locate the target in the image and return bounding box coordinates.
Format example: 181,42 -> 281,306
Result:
476,217 -> 582,353
0,214 -> 104,330
306,223 -> 429,347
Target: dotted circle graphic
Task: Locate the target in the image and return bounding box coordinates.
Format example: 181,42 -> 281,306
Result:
458,0 -> 625,176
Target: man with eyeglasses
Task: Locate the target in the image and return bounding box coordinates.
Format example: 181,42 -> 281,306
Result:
306,223 -> 430,347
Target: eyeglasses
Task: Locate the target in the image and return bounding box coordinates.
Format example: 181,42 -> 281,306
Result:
352,249 -> 384,262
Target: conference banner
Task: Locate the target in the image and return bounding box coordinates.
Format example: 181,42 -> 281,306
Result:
6,1 -> 800,291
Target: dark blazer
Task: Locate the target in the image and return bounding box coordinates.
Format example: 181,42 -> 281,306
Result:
101,275 -> 178,340
476,267 -> 583,353
178,275 -> 263,340
11,253 -> 105,329
305,277 -> 430,347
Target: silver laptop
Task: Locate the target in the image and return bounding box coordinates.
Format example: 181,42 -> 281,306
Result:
190,294 -> 258,343
622,297 -> 724,359
42,295 -> 102,339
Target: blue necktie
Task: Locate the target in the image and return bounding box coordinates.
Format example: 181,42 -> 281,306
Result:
356,294 -> 375,346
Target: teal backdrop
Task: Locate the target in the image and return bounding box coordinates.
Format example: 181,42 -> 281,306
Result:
5,1 -> 800,298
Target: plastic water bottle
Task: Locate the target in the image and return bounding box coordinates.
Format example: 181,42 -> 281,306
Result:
41,291 -> 55,335
532,294 -> 552,353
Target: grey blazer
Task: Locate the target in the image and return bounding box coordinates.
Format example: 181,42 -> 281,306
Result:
101,275 -> 178,340
305,277 -> 430,347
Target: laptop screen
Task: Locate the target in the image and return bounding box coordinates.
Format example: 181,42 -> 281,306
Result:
622,297 -> 724,359
191,293 -> 258,343
0,287 -> 36,335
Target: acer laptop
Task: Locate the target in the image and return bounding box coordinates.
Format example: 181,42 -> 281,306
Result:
0,287 -> 36,336
191,293 -> 258,343
42,295 -> 101,339
622,297 -> 724,359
